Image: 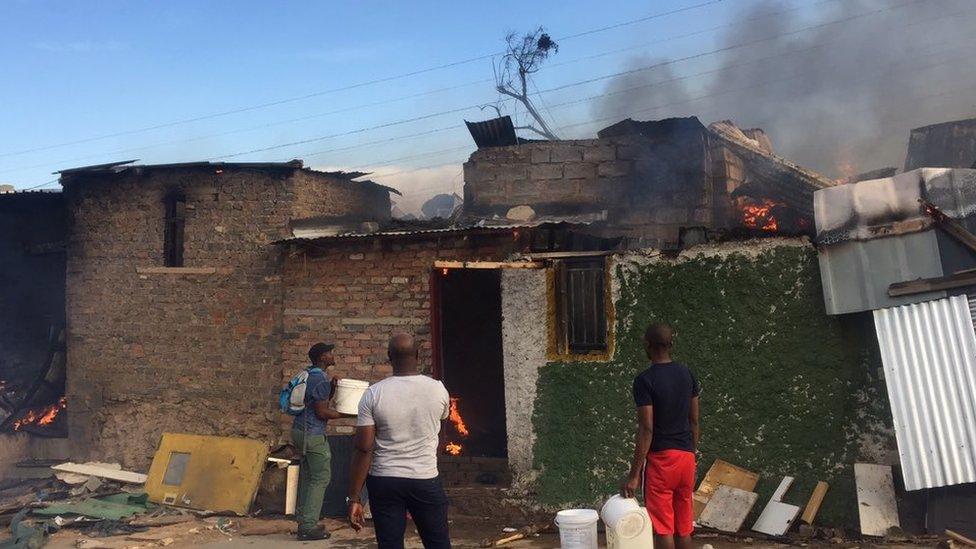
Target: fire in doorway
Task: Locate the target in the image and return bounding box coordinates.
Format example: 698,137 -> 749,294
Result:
444,397 -> 469,455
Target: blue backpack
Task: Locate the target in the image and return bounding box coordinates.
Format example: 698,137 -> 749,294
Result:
279,367 -> 323,416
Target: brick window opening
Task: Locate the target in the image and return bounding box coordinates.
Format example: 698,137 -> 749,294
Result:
163,192 -> 185,267
556,258 -> 608,353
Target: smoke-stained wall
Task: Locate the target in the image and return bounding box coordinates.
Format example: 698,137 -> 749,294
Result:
525,240 -> 896,527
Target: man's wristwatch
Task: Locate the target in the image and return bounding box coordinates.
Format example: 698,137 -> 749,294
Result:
345,496 -> 357,505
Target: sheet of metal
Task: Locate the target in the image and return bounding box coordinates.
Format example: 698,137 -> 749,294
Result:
815,168 -> 976,314
465,116 -> 519,148
818,230 -> 946,315
873,295 -> 976,490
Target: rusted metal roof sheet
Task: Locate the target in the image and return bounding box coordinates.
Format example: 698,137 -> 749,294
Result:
465,116 -> 520,148
873,295 -> 976,491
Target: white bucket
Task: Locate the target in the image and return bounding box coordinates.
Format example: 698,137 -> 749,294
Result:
555,509 -> 599,549
334,379 -> 369,415
600,495 -> 653,547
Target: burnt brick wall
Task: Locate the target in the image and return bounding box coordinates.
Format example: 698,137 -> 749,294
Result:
0,192 -> 65,387
463,136 -> 738,246
280,233 -> 514,437
62,167 -> 389,468
290,171 -> 391,222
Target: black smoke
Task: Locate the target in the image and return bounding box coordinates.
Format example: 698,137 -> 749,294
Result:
591,0 -> 976,178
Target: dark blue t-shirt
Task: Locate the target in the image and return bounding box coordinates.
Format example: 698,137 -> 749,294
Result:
292,368 -> 332,436
632,362 -> 700,452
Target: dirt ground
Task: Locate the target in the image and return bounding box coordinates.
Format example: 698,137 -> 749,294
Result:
43,515 -> 942,549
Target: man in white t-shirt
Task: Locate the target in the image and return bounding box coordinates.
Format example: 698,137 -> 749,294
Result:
347,332 -> 451,549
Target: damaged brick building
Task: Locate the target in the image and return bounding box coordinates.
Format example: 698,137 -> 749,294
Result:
58,160 -> 392,466
3,115 -> 879,525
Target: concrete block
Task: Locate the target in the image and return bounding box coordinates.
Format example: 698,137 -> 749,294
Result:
583,146 -> 616,162
598,160 -> 632,178
530,148 -> 551,164
563,163 -> 597,179
550,146 -> 583,163
530,164 -> 563,180
495,165 -> 529,181
616,144 -> 645,160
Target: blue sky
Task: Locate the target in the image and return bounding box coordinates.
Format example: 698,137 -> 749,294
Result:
1,0 -> 815,210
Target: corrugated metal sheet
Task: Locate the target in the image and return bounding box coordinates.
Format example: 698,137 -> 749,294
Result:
465,116 -> 519,148
818,231 -> 946,315
873,295 -> 976,490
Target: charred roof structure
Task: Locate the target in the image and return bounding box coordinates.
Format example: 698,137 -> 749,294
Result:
463,116 -> 831,247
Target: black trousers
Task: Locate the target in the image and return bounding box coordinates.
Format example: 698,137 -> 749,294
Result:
366,475 -> 451,549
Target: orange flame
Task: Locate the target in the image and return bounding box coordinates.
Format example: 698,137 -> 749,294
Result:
447,398 -> 468,436
741,199 -> 780,232
12,397 -> 66,431
444,397 -> 469,455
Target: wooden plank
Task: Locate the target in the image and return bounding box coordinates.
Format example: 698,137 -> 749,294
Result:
433,260 -> 544,269
801,481 -> 829,524
888,271 -> 976,297
855,463 -> 900,537
51,462 -> 147,484
692,459 -> 760,519
698,485 -> 758,533
525,251 -> 614,259
771,476 -> 794,502
946,529 -> 976,547
136,266 -> 225,275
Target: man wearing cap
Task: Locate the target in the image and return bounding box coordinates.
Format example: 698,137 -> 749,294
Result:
293,342 -> 343,541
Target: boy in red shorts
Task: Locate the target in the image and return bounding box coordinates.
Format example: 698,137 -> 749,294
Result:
621,323 -> 700,549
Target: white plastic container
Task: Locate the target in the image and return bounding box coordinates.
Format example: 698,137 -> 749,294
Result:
334,379 -> 370,415
554,509 -> 599,549
600,495 -> 654,549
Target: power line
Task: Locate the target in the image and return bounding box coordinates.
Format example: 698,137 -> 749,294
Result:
202,0 -> 927,161
367,41 -> 975,192
305,24 -> 967,172
0,0 -> 724,160
18,179 -> 59,191
0,0 -> 835,177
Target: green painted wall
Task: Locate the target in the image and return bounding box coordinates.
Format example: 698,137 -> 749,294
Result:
531,244 -> 894,527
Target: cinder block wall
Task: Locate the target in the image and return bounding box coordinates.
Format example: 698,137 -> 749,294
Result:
463,135 -> 731,246
62,167 -> 389,468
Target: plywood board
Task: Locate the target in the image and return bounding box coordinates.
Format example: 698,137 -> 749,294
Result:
698,485 -> 758,532
51,462 -> 147,484
801,481 -> 829,524
752,500 -> 801,536
854,463 -> 900,536
752,476 -> 799,536
693,459 -> 760,518
145,433 -> 268,515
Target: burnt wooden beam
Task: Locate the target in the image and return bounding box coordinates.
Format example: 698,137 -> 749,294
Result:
920,198 -> 976,255
888,271 -> 976,297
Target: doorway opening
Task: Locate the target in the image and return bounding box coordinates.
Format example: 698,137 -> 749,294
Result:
435,268 -> 507,459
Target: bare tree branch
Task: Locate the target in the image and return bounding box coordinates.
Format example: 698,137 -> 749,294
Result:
494,27 -> 560,140
514,125 -> 551,139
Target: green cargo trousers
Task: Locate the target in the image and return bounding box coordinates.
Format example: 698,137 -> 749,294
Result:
291,429 -> 332,531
